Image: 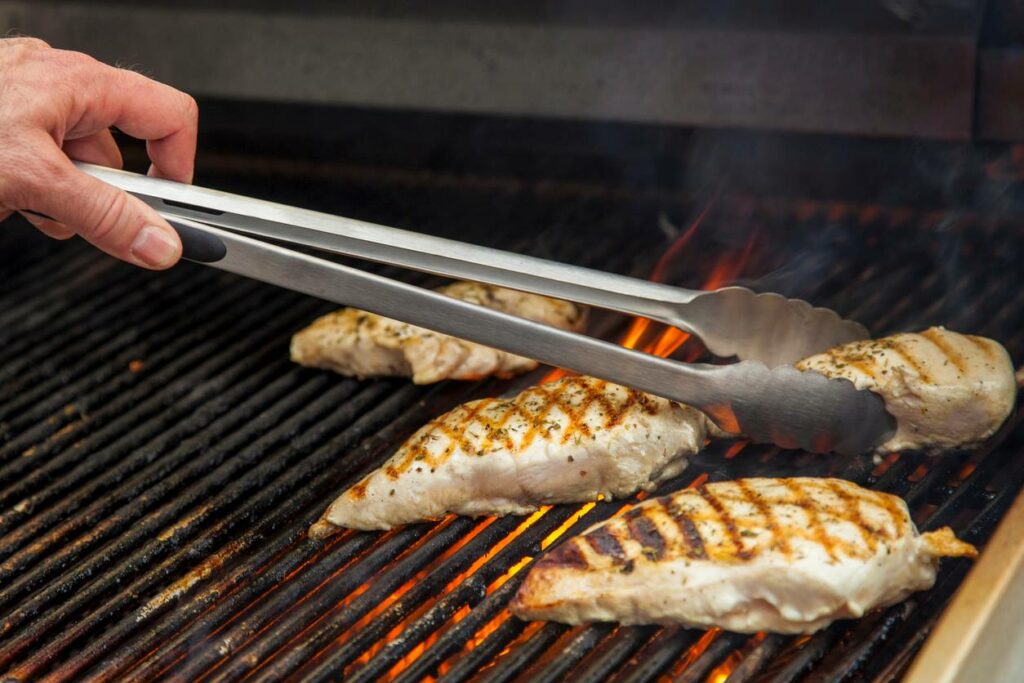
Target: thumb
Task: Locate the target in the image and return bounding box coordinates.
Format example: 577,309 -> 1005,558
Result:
23,150 -> 182,269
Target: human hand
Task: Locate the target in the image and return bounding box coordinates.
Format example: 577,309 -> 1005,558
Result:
0,37 -> 198,268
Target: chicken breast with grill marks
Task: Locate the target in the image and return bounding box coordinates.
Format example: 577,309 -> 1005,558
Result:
511,478 -> 976,633
796,327 -> 1016,454
290,282 -> 586,385
309,376 -> 711,536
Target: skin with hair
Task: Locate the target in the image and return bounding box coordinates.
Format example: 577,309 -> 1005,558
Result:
0,37 -> 198,268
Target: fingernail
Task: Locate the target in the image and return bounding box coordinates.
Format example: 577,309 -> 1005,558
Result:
130,225 -> 180,268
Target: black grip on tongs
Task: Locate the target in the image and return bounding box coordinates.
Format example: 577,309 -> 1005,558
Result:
166,218 -> 227,263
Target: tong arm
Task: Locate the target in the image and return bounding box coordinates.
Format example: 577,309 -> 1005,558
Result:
77,163 -> 868,364
168,217 -> 894,455
76,163 -> 691,315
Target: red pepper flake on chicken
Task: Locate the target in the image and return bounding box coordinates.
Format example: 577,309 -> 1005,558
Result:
309,376 -> 711,536
511,478 -> 976,633
290,281 -> 586,384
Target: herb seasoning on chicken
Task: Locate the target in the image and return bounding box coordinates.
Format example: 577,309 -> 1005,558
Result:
309,376 -> 711,535
796,327 -> 1016,454
290,281 -> 586,384
511,478 -> 976,633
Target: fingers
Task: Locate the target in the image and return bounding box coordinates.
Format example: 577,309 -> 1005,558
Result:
62,129 -> 123,169
5,45 -> 198,184
14,136 -> 181,268
20,212 -> 76,240
63,59 -> 198,183
115,68 -> 198,183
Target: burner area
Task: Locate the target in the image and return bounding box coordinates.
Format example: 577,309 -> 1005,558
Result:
0,158 -> 1021,681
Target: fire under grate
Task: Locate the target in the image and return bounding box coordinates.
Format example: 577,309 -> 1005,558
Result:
1,175 -> 1022,683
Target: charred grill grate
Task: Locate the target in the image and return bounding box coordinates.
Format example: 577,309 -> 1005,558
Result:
0,172 -> 1022,683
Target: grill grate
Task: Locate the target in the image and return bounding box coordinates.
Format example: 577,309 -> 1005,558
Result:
0,172 -> 1022,683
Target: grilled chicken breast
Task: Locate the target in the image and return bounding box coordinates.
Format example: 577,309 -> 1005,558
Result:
290,282 -> 586,384
511,478 -> 976,633
796,327 -> 1015,454
309,376 -> 710,536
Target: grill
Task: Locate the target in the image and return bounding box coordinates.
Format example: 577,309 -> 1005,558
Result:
1,154 -> 1022,683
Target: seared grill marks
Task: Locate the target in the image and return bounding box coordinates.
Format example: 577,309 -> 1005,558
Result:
660,497 -> 709,560
886,338 -> 933,383
736,479 -> 790,558
586,527 -> 627,561
920,328 -> 967,372
625,509 -> 667,561
781,479 -> 838,561
537,478 -> 915,574
351,376 -> 661,497
696,484 -> 752,560
965,334 -> 998,360
827,478 -> 881,553
314,373 -> 709,532
548,542 -> 591,570
813,336 -> 933,382
512,478 -> 979,635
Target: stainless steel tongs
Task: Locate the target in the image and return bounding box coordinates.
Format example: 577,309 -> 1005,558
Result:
78,163 -> 895,454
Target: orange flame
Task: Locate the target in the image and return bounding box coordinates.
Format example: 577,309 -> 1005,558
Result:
547,195 -> 758,385
658,629 -> 722,681
722,441 -> 749,460
618,207 -> 709,352
908,464 -> 929,482
705,632 -> 766,683
871,452 -> 901,478
539,502 -> 596,552
956,461 -> 977,482
687,472 -> 710,490
707,653 -> 741,683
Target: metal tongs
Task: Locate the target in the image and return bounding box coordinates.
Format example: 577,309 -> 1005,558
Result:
78,163 -> 895,454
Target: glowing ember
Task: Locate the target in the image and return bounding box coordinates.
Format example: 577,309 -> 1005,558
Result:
663,628 -> 722,679
723,441 -> 750,460
380,508 -> 561,679
956,461 -> 978,482
382,502 -> 603,679
342,517 -> 494,672
539,502 -> 595,551
492,556 -> 532,591
687,472 -> 710,490
707,653 -> 742,683
871,452 -> 901,478
705,632 -> 766,683
908,464 -> 929,482
462,509 -> 548,586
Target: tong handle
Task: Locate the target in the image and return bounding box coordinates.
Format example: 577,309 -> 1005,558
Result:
76,163 -> 694,322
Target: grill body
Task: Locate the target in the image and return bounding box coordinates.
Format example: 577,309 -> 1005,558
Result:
1,161 -> 1022,683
